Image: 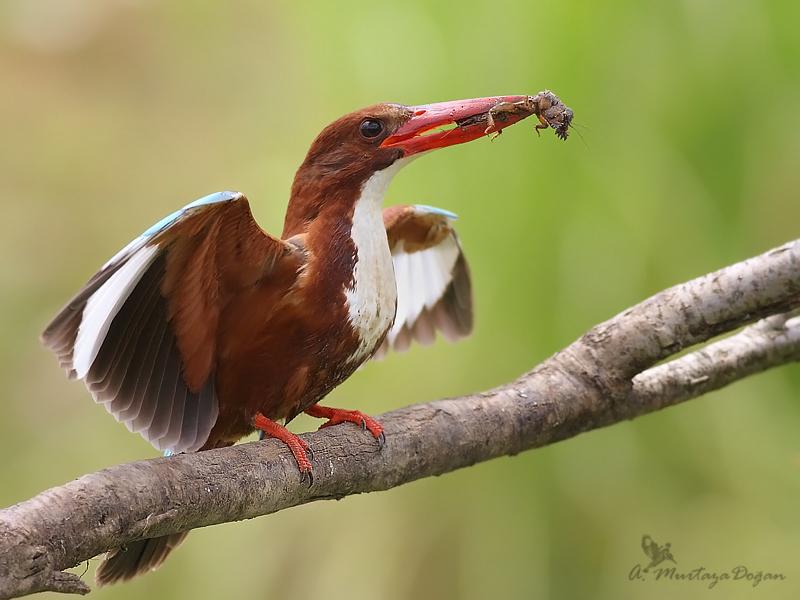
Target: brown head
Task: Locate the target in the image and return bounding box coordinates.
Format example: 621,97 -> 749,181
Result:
283,96 -> 535,236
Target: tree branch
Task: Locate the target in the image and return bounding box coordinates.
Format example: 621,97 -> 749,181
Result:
2,240 -> 799,599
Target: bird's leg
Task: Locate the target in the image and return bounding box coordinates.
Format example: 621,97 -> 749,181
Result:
254,413 -> 312,475
305,405 -> 385,447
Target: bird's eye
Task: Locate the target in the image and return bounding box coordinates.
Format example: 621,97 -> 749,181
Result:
360,119 -> 384,139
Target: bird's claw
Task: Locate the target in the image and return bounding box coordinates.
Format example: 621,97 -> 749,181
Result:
254,413 -> 315,484
306,406 -> 384,446
300,468 -> 314,488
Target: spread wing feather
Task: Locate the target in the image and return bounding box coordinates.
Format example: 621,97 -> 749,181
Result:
41,191 -> 292,454
374,205 -> 473,360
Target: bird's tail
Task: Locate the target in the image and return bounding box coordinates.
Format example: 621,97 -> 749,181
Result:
95,532 -> 189,586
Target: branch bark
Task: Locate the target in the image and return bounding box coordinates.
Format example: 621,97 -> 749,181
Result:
2,240 -> 799,599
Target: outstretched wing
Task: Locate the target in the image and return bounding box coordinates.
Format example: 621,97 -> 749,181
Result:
373,205 -> 473,360
641,535 -> 656,560
42,192 -> 297,454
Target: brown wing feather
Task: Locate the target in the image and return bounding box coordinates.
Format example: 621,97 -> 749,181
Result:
41,193 -> 298,454
159,197 -> 289,393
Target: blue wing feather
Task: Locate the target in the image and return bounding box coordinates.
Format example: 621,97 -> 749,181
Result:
412,204 -> 459,221
142,191 -> 242,237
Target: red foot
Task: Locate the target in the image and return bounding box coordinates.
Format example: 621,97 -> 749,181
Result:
254,413 -> 312,475
305,405 -> 385,446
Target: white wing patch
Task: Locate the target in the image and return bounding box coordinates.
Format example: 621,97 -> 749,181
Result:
390,234 -> 460,345
73,244 -> 158,378
371,203 -> 473,360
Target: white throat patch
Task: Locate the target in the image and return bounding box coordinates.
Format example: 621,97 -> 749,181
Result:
344,156 -> 415,362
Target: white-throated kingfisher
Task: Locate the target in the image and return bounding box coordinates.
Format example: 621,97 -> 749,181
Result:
42,94 -> 565,585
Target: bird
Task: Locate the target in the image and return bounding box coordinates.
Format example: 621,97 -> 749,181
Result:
641,535 -> 676,571
41,95 -> 541,585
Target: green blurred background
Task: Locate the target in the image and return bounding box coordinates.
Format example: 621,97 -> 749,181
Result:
2,0 -> 800,598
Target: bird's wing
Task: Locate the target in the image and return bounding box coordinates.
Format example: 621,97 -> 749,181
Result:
641,535 -> 656,560
42,192 -> 299,454
373,205 -> 473,360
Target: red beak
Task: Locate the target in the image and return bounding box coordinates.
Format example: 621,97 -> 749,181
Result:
381,95 -> 533,156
